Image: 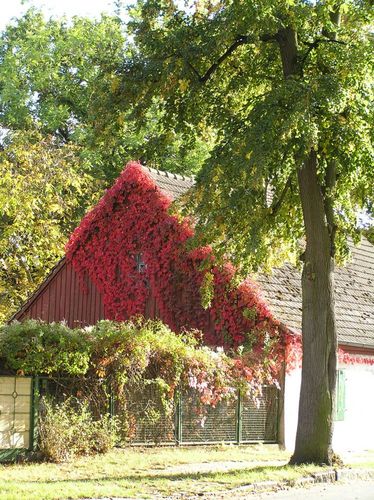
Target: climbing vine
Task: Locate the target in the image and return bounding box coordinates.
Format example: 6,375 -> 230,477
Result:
338,349 -> 374,366
67,162 -> 300,376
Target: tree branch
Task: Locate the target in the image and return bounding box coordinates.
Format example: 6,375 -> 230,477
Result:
56,127 -> 70,143
300,37 -> 346,68
186,32 -> 277,84
322,5 -> 340,257
201,35 -> 253,82
322,8 -> 341,41
300,41 -> 317,69
319,38 -> 346,45
270,174 -> 292,216
183,57 -> 204,81
322,159 -> 337,256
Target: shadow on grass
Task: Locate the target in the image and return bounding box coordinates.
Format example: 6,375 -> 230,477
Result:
15,464 -> 307,486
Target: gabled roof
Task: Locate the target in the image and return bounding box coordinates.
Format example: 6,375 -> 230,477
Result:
10,257 -> 66,322
10,165 -> 196,324
11,164 -> 374,349
143,166 -> 195,200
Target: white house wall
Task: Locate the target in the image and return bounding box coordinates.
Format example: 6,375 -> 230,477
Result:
283,359 -> 374,452
333,362 -> 374,451
283,367 -> 301,451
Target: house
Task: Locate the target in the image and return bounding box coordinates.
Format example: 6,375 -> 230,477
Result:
11,162 -> 374,452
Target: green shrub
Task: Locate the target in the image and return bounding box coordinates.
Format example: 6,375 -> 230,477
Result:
0,320 -> 91,375
38,397 -> 118,462
89,415 -> 118,453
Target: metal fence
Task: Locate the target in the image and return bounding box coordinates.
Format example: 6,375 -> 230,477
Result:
122,384 -> 278,445
0,376 -> 279,460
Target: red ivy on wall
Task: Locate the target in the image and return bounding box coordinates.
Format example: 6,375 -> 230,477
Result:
338,349 -> 374,366
66,162 -> 299,377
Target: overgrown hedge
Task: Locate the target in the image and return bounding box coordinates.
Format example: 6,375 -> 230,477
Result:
0,318 -> 280,407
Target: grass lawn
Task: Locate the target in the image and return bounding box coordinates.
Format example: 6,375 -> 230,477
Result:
1,445 -> 373,500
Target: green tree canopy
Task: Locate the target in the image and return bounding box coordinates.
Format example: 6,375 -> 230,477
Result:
0,9 -> 127,180
0,9 -> 211,179
0,131 -> 97,321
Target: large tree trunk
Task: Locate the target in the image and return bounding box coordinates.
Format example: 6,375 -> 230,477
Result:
290,150 -> 337,464
276,25 -> 338,465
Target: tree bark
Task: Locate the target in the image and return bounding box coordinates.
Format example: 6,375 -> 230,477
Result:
275,26 -> 338,464
290,150 -> 337,464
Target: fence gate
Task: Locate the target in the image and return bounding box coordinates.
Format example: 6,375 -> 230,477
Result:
0,376 -> 34,460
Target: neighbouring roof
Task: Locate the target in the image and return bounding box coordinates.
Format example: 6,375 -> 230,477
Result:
256,238 -> 374,348
147,166 -> 374,349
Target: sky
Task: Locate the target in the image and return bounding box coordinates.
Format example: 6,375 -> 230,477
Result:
0,0 -> 131,32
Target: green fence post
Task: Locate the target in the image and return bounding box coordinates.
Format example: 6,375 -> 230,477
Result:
175,391 -> 182,445
236,389 -> 243,445
29,376 -> 39,451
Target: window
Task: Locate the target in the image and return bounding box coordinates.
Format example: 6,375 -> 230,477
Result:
335,369 -> 346,421
135,253 -> 146,273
